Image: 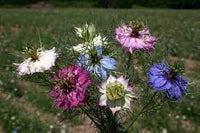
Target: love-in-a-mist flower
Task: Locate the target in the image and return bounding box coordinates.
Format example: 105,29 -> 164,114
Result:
115,22 -> 156,53
77,46 -> 116,80
49,65 -> 91,112
72,35 -> 108,53
73,24 -> 108,53
14,47 -> 57,76
148,62 -> 189,100
75,23 -> 96,41
98,75 -> 136,114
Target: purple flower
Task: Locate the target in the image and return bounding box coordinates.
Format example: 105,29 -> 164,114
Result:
148,62 -> 189,100
49,65 -> 92,112
115,23 -> 156,53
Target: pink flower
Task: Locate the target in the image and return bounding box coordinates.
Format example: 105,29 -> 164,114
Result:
115,24 -> 156,53
49,65 -> 92,112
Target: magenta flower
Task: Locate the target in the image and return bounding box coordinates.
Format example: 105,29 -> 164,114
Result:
115,23 -> 156,53
49,65 -> 92,112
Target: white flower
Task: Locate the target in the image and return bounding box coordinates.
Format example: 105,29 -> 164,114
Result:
75,23 -> 95,38
14,47 -> 58,76
98,75 -> 136,114
72,35 -> 108,53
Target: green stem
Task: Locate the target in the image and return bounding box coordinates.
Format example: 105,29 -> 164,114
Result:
124,92 -> 157,132
125,53 -> 132,75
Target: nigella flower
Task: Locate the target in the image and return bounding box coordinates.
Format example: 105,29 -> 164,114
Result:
49,65 -> 91,112
14,47 -> 58,76
148,62 -> 189,100
72,35 -> 108,53
98,75 -> 136,114
115,22 -> 156,53
75,23 -> 96,41
77,46 -> 116,80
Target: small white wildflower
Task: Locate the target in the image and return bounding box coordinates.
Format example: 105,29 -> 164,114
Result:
187,107 -> 191,111
11,79 -> 14,83
49,125 -> 54,129
61,125 -> 66,133
60,129 -> 66,133
11,116 -> 16,120
6,67 -> 9,71
14,47 -> 58,76
162,128 -> 167,133
190,95 -> 195,99
6,94 -> 12,100
182,115 -> 186,120
175,115 -> 180,119
62,125 -> 66,128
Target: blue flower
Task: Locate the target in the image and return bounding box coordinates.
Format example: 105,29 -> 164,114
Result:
77,46 -> 116,80
148,62 -> 189,100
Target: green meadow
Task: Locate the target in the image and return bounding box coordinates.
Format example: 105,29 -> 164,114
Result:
0,9 -> 200,133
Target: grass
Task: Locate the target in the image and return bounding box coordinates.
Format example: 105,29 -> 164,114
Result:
0,8 -> 200,133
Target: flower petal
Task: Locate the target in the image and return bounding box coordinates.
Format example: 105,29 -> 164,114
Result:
99,81 -> 107,93
110,106 -> 121,114
107,75 -> 116,83
94,65 -> 107,80
117,76 -> 128,88
95,45 -> 102,56
99,94 -> 107,106
77,54 -> 90,66
101,56 -> 116,70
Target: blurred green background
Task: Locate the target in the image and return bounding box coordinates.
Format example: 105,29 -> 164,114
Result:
0,0 -> 200,133
0,0 -> 200,8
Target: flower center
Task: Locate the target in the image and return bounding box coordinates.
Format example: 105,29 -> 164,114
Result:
90,50 -> 100,64
169,62 -> 184,79
27,48 -> 39,61
131,22 -> 144,37
106,82 -> 125,101
58,79 -> 73,92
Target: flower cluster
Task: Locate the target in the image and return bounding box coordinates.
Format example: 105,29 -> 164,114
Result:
14,22 -> 189,119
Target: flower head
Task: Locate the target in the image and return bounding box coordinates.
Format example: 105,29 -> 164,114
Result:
75,23 -> 96,41
148,62 -> 189,100
77,46 -> 116,80
14,47 -> 58,76
115,22 -> 156,53
98,75 -> 136,114
49,65 -> 91,112
72,35 -> 108,53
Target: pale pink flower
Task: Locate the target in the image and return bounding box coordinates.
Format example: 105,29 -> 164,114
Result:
115,24 -> 156,53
